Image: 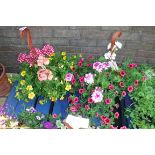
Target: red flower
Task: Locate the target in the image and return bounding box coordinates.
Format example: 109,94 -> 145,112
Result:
100,115 -> 106,121
134,80 -> 139,86
70,106 -> 78,112
73,97 -> 79,103
122,91 -> 126,97
119,70 -> 126,77
79,76 -> 84,83
120,126 -> 127,129
127,86 -> 133,93
87,55 -> 93,61
105,98 -> 111,105
104,117 -> 110,124
52,114 -> 57,119
79,88 -> 85,94
128,63 -> 137,68
87,63 -> 92,67
71,78 -> 76,85
119,81 -> 124,87
115,112 -> 119,119
78,61 -> 83,67
85,105 -> 90,111
108,84 -> 114,90
88,98 -> 93,104
68,96 -> 72,102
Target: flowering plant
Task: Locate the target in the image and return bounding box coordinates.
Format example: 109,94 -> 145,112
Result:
18,107 -> 66,129
16,44 -> 75,103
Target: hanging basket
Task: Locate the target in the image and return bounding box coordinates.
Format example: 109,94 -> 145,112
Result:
0,63 -> 11,97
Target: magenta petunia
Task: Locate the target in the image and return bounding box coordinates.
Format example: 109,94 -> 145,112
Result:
105,98 -> 111,105
119,81 -> 125,87
115,112 -> 119,119
127,86 -> 133,93
85,105 -> 90,111
119,70 -> 126,77
52,114 -> 57,119
122,91 -> 126,97
73,97 -> 79,103
78,88 -> 85,94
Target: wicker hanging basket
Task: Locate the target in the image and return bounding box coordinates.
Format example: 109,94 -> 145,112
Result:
0,63 -> 11,96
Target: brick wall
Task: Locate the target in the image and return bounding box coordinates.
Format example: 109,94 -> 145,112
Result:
0,26 -> 155,73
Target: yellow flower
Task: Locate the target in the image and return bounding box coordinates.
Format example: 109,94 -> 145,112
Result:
26,85 -> 33,91
63,56 -> 67,60
50,53 -> 55,57
60,96 -> 64,100
65,84 -> 71,91
28,92 -> 35,99
51,97 -> 56,102
8,78 -> 12,84
20,80 -> 25,85
39,100 -> 44,104
21,71 -> 26,77
61,52 -> 66,56
15,92 -> 19,97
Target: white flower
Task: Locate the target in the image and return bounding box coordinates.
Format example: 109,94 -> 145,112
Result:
36,116 -> 41,120
104,51 -> 116,60
19,27 -> 27,31
84,73 -> 94,84
115,41 -> 122,49
41,114 -> 45,119
107,41 -> 122,50
109,60 -> 119,70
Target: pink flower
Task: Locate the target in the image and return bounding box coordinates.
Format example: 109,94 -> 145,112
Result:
119,70 -> 126,77
95,112 -> 99,117
122,91 -> 126,97
105,98 -> 111,105
119,81 -> 124,87
70,106 -> 78,112
79,88 -> 85,94
84,73 -> 94,84
91,88 -> 103,103
87,63 -> 92,67
120,126 -> 127,129
115,112 -> 119,119
37,55 -> 49,66
73,97 -> 79,103
110,125 -> 118,129
65,73 -> 73,82
127,86 -> 133,93
37,69 -> 53,81
104,117 -> 110,124
71,77 -> 76,85
88,98 -> 93,104
85,105 -> 90,111
41,44 -> 55,56
79,76 -> 84,83
134,80 -> 139,86
52,114 -> 57,119
100,115 -> 106,121
108,84 -> 114,90
78,61 -> 83,67
128,63 -> 137,68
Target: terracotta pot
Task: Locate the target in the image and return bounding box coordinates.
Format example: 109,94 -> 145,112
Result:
0,63 -> 11,97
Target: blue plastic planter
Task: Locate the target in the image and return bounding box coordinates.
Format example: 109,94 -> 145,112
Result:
4,81 -> 36,117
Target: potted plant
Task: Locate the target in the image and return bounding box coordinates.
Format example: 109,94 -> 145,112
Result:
0,63 -> 11,97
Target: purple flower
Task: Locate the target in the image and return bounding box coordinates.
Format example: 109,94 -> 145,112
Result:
42,121 -> 57,129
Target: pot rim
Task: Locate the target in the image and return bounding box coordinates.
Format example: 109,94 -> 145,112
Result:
0,63 -> 5,79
